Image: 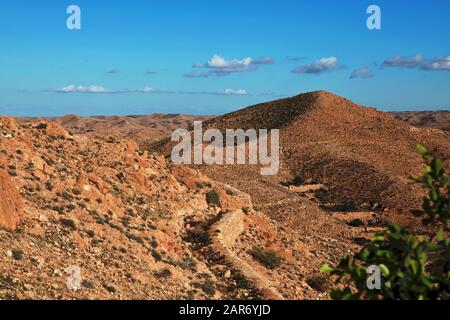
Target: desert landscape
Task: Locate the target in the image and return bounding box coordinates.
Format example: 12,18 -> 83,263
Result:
1,1 -> 449,305
1,91 -> 449,300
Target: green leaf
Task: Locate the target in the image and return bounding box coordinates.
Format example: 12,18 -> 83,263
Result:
320,264 -> 334,273
431,159 -> 442,175
436,227 -> 444,242
409,260 -> 420,276
379,264 -> 390,276
417,144 -> 428,157
430,188 -> 438,202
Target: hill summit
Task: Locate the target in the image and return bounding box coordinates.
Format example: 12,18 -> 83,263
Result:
155,90 -> 449,220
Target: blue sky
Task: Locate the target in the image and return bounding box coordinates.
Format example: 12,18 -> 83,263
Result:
1,0 -> 449,116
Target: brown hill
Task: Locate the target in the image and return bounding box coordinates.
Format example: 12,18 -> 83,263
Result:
147,90 -> 450,298
1,116 -> 332,300
153,90 -> 449,223
17,114 -> 213,147
390,111 -> 450,132
2,92 -> 448,300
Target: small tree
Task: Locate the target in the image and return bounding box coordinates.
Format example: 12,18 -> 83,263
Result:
321,145 -> 449,300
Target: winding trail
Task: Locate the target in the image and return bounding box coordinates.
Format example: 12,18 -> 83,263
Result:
208,210 -> 284,300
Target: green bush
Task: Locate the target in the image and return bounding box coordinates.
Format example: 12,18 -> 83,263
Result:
250,246 -> 283,269
321,145 -> 449,300
206,190 -> 221,206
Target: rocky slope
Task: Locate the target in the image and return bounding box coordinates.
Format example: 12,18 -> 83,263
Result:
153,91 -> 449,222
390,111 -> 450,132
149,91 -> 449,294
0,116 -> 337,300
2,91 -> 448,300
17,114 -> 213,147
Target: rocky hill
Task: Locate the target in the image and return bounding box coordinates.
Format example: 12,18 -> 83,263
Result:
17,114 -> 213,148
1,116 -> 339,300
1,91 -> 448,300
390,111 -> 450,132
155,91 -> 449,218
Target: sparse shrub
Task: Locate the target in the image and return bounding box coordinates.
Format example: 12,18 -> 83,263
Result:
82,279 -> 95,289
206,190 -> 221,207
65,203 -> 76,212
195,181 -> 204,189
306,275 -> 330,293
12,249 -> 24,261
60,218 -> 77,230
72,188 -> 81,196
185,230 -> 210,246
149,238 -> 159,249
110,223 -> 124,233
126,232 -> 144,244
35,123 -> 48,130
348,219 -> 365,227
201,280 -> 216,296
178,257 -> 198,271
45,181 -> 54,191
52,205 -> 65,214
225,188 -> 235,196
321,145 -> 450,300
314,189 -> 329,202
121,217 -> 130,228
151,249 -> 163,261
250,246 -> 283,269
155,268 -> 172,279
193,280 -> 216,296
234,274 -> 252,289
102,283 -> 117,293
61,191 -> 73,201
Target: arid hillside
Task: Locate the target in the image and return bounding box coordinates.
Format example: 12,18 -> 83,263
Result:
1,91 -> 448,300
1,116 -> 343,300
390,111 -> 450,132
153,91 -> 449,228
17,114 -> 213,147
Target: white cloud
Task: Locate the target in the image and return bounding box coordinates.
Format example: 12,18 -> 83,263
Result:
292,56 -> 339,74
350,67 -> 374,79
382,54 -> 424,68
188,54 -> 273,77
205,54 -> 252,70
136,86 -> 155,93
46,85 -> 250,96
421,54 -> 450,71
54,85 -> 123,93
221,89 -> 248,96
